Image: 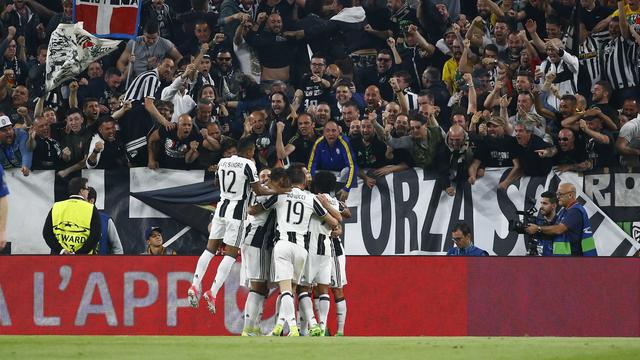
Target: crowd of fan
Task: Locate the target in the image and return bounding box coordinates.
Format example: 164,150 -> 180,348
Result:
2,0 -> 640,200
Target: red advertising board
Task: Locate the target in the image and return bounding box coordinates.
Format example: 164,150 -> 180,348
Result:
0,257 -> 637,336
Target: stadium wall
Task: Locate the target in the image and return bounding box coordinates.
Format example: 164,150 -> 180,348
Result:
1,256 -> 638,336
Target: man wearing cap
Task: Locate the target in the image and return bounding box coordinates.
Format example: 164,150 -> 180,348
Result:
42,177 -> 101,255
468,115 -> 520,186
142,227 -> 176,255
0,115 -> 32,176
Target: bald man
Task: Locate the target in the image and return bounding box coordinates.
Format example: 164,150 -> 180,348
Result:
525,183 -> 597,256
437,125 -> 472,197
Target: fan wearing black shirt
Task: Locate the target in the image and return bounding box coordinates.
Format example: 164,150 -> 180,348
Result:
469,116 -> 520,187
147,114 -> 213,170
295,54 -> 332,112
275,112 -> 317,166
501,121 -> 554,188
245,12 -> 297,82
351,117 -> 388,188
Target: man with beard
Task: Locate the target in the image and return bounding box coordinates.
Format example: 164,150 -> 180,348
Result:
352,116 -> 388,188
27,116 -> 62,170
180,20 -> 214,59
539,38 -> 579,111
468,115 -> 519,187
355,49 -> 396,101
121,57 -> 177,167
295,54 -> 332,112
86,117 -> 128,170
501,120 -> 554,188
245,12 -> 297,83
275,112 -> 316,166
578,115 -> 617,169
0,115 -> 31,176
588,81 -> 619,129
267,91 -> 296,143
212,50 -> 243,102
148,114 -> 210,170
526,190 -> 559,256
443,38 -> 463,94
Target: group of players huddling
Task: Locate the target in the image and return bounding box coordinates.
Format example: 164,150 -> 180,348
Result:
186,137 -> 349,336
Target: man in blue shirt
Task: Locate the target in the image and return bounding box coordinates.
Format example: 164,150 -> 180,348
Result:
0,115 -> 32,176
308,120 -> 357,201
447,222 -> 489,256
526,183 -> 597,256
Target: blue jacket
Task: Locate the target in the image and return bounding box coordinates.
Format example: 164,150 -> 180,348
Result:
447,244 -> 489,256
307,135 -> 358,192
0,128 -> 32,169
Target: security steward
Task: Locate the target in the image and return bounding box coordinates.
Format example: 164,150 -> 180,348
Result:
43,177 -> 101,254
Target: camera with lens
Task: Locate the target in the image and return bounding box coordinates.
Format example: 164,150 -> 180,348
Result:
508,197 -> 540,256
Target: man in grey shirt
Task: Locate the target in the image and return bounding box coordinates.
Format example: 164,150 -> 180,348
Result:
117,20 -> 183,79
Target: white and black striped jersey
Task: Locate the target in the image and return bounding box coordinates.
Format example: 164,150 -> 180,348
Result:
214,155 -> 259,220
404,89 -> 419,111
579,35 -> 603,87
601,37 -> 639,90
308,193 -> 341,256
244,195 -> 277,249
123,68 -> 160,103
266,187 -> 327,249
330,236 -> 344,257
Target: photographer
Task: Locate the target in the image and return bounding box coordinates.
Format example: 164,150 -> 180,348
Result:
531,191 -> 558,256
525,183 -> 598,256
447,222 -> 489,256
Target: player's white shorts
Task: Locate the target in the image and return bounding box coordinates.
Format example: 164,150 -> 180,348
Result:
209,216 -> 244,248
330,254 -> 347,288
243,245 -> 271,282
272,241 -> 307,283
299,254 -> 332,286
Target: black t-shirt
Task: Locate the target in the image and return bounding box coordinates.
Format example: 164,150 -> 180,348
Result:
96,136 -> 128,170
32,136 -> 62,170
515,135 -> 554,176
553,141 -> 587,166
288,133 -> 315,165
158,126 -> 204,169
351,134 -> 388,169
585,131 -> 617,169
245,31 -> 294,68
474,135 -> 519,168
298,73 -> 332,111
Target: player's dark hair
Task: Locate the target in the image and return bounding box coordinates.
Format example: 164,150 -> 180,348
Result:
312,171 -> 336,194
236,137 -> 255,154
451,222 -> 471,236
270,167 -> 288,183
286,166 -> 307,186
68,177 -> 89,196
541,190 -> 558,205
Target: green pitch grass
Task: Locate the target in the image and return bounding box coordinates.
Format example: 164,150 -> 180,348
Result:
1,336 -> 639,359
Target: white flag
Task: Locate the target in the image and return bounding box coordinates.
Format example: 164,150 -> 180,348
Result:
45,22 -> 121,92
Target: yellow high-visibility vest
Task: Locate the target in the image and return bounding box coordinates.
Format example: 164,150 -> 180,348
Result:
52,198 -> 94,253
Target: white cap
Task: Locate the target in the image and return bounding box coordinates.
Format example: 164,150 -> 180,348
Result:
0,115 -> 12,128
